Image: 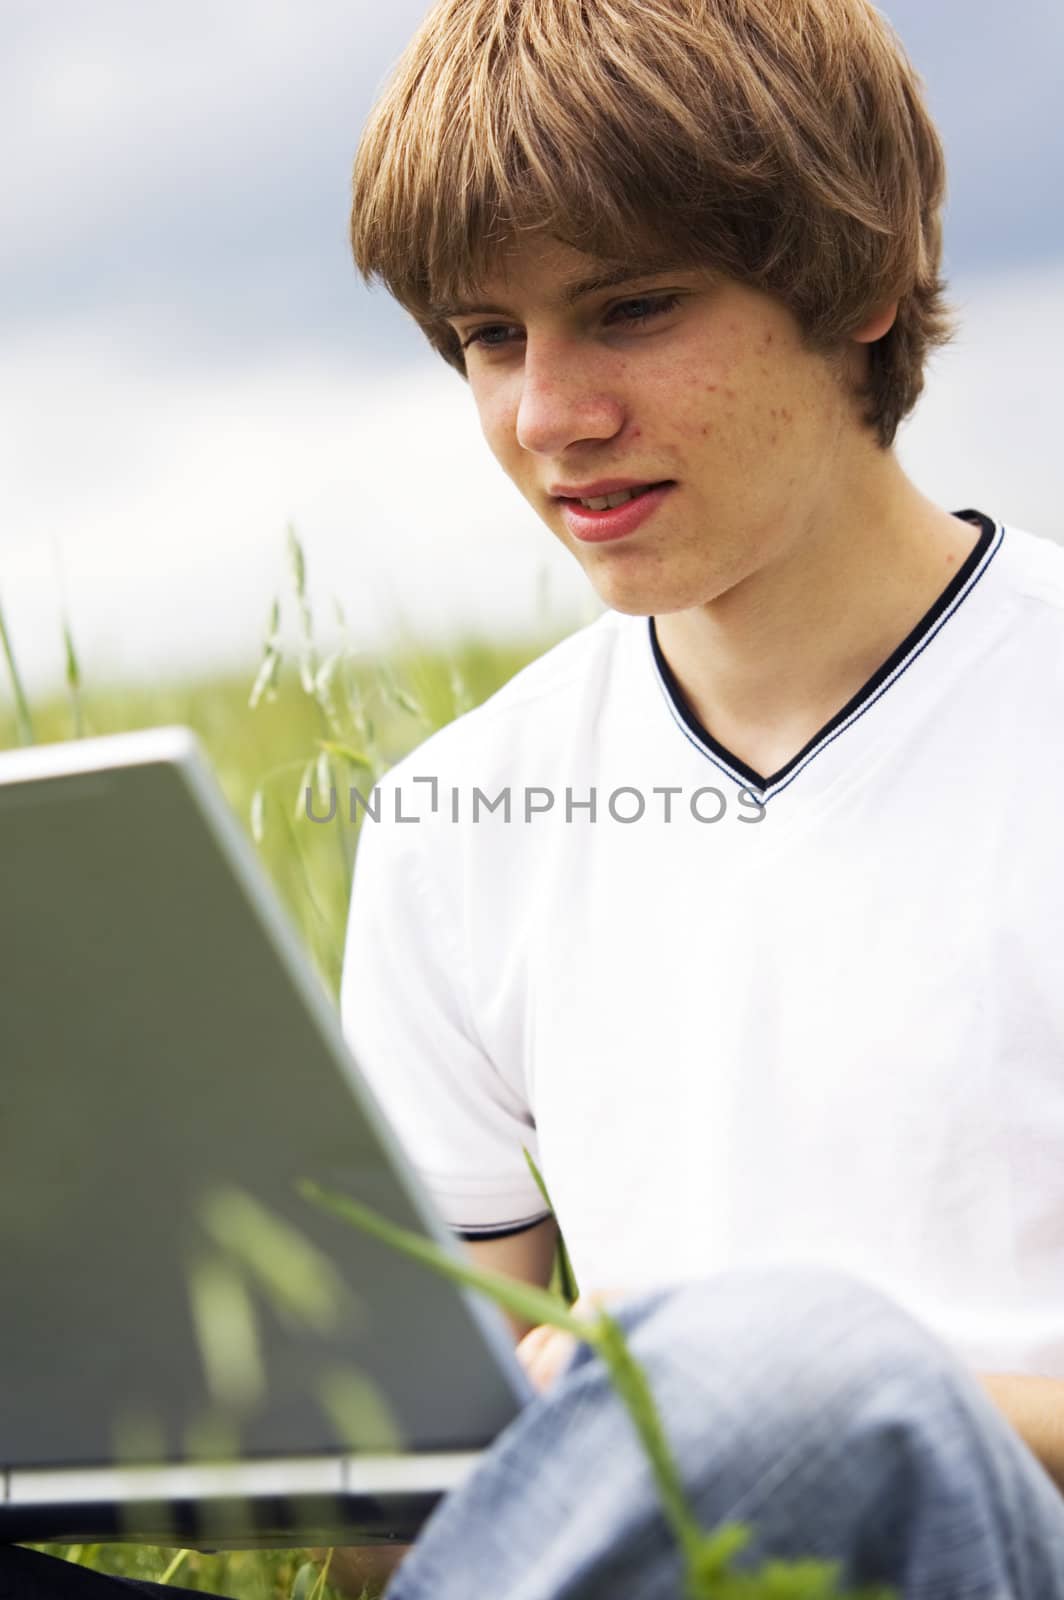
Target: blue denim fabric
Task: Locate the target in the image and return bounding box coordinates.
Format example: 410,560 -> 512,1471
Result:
386,1266 -> 1064,1600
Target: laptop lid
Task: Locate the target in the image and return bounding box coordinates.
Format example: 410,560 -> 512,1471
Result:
0,727 -> 534,1543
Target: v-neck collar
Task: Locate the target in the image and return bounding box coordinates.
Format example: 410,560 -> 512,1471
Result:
647,509 -> 1003,801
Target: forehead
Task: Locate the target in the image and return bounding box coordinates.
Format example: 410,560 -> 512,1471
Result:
431,234 -> 697,319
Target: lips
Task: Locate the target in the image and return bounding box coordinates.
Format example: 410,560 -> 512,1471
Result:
551,478 -> 674,501
560,481 -> 675,543
563,483 -> 656,508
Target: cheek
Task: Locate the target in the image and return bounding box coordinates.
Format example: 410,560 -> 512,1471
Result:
476,396 -> 516,467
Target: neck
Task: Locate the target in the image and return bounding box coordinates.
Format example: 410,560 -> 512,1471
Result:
651,451 -> 981,782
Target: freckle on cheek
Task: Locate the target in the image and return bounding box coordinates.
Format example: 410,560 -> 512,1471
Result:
705,384 -> 718,392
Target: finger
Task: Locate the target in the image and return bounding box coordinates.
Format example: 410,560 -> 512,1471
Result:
572,1288 -> 628,1316
515,1322 -> 553,1374
524,1329 -> 578,1394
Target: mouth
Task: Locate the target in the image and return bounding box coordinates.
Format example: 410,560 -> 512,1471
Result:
557,481 -> 676,544
556,480 -> 675,511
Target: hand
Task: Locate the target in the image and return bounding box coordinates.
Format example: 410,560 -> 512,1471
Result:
515,1289 -> 629,1395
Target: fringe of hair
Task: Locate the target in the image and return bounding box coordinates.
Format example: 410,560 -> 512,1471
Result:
351,0 -> 957,447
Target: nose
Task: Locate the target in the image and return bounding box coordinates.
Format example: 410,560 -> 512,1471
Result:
515,337 -> 625,456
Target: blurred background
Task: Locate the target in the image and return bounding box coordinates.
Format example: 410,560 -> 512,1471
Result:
2,0 -> 1063,698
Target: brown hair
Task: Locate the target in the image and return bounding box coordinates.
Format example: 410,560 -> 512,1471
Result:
350,0 -> 956,448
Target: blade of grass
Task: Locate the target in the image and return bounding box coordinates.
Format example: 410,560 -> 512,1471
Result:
277,532 -> 358,896
298,1182 -> 586,1337
0,591 -> 35,745
298,1182 -> 896,1600
157,1548 -> 192,1586
61,612 -> 85,737
307,1545 -> 333,1600
522,1145 -> 580,1305
318,739 -> 374,774
296,1182 -> 705,1565
249,598 -> 282,711
287,525 -> 318,694
290,1560 -> 319,1600
49,534 -> 85,738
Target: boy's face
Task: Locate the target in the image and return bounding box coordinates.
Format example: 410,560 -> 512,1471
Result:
442,235 -> 885,618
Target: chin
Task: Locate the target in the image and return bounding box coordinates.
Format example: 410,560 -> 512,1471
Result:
586,571 -> 715,618
581,581 -> 655,618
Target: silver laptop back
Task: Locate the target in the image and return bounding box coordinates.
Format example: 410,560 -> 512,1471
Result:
0,728 -> 531,1542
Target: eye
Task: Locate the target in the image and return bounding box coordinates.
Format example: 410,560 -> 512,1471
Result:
458,292 -> 682,352
609,293 -> 682,328
459,322 -> 518,352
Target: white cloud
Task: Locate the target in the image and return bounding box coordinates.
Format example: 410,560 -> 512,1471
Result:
0,331 -> 592,695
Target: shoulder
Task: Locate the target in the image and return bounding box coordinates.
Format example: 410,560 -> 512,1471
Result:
998,523 -> 1064,614
352,610 -> 638,912
977,522 -> 1064,714
377,608 -> 634,788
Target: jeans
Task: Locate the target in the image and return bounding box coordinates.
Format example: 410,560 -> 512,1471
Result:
387,1266 -> 1064,1599
5,1266 -> 1064,1598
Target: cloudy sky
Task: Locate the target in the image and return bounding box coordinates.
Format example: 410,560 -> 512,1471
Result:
2,0 -> 1062,695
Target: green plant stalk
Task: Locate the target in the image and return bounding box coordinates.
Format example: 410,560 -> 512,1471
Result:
298,1182 -> 589,1337
249,596 -> 282,711
61,612 -> 84,738
307,1545 -> 333,1600
595,1306 -> 711,1574
287,525 -> 318,694
299,1183 -> 741,1586
0,592 -> 35,745
298,1182 -> 894,1600
251,539 -> 356,964
522,1145 -> 580,1305
157,1548 -> 191,1586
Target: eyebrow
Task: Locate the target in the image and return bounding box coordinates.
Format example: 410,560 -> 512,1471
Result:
431,262 -> 684,320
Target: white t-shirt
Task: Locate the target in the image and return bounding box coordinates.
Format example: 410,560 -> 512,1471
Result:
340,511 -> 1064,1376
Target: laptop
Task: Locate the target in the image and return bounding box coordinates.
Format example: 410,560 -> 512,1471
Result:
0,726 -> 536,1550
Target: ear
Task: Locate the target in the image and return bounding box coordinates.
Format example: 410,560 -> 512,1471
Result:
852,300 -> 899,345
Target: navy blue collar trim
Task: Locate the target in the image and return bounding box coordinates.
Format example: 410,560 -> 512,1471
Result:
648,509 -> 1003,800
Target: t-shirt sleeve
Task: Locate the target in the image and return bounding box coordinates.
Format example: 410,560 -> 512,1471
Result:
339,806 -> 550,1239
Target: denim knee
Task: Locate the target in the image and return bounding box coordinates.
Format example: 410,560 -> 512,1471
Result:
391,1266 -> 1064,1600
610,1263 -> 968,1447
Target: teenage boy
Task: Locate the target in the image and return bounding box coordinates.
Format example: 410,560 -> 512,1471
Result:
334,0 -> 1064,1595
4,2 -> 1060,1598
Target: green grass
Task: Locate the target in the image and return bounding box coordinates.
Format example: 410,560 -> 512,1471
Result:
24,1543 -> 348,1599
